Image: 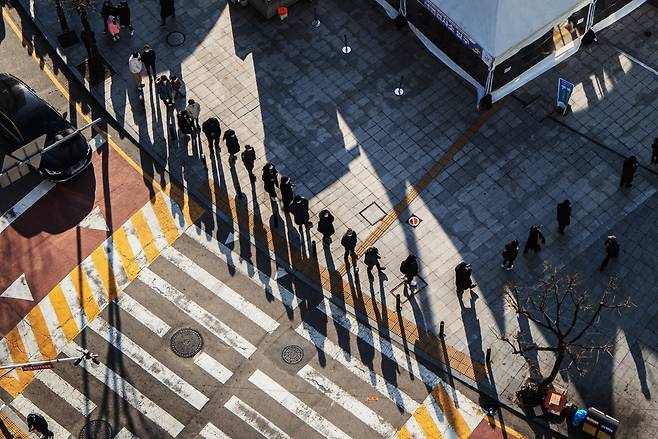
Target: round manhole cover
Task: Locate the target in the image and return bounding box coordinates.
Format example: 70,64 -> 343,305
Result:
281,345 -> 304,364
170,328 -> 203,358
79,420 -> 112,439
166,31 -> 186,47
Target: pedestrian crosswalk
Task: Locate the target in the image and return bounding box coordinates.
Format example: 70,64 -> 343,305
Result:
0,209 -> 493,439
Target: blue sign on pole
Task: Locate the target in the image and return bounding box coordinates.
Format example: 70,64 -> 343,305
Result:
557,78 -> 574,115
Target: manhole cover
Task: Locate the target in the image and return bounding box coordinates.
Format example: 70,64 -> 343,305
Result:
79,420 -> 112,439
170,328 -> 203,358
166,31 -> 186,47
359,202 -> 387,225
281,345 -> 304,364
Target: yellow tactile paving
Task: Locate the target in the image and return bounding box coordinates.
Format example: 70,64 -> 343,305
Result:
414,404 -> 444,439
431,383 -> 471,439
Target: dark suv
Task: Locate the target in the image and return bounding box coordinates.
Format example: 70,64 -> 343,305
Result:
0,73 -> 92,182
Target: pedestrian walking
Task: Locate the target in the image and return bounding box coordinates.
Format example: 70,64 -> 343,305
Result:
27,413 -> 53,439
651,138 -> 658,164
155,75 -> 174,107
223,129 -> 240,162
141,45 -> 156,82
170,74 -> 186,99
186,99 -> 201,131
317,209 -> 335,244
400,255 -> 419,287
115,0 -> 134,36
341,228 -> 357,261
262,164 -> 278,199
501,240 -> 518,270
290,195 -> 310,227
619,155 -> 639,188
599,235 -> 620,271
241,145 -> 257,182
557,199 -> 572,234
160,0 -> 175,26
128,52 -> 143,88
100,0 -> 115,34
108,15 -> 121,41
279,175 -> 294,209
364,246 -> 385,277
455,262 -> 476,296
177,109 -> 192,138
523,224 -> 545,254
202,117 -> 221,150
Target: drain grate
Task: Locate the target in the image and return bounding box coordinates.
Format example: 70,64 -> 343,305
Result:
79,420 -> 112,439
281,345 -> 304,365
170,328 -> 203,358
166,31 -> 186,47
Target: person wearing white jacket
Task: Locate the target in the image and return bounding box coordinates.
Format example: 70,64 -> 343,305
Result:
128,52 -> 143,88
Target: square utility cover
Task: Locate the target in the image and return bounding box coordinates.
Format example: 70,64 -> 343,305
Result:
360,202 -> 387,225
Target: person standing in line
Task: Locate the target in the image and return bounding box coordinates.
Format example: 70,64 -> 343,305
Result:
155,75 -> 174,107
108,15 -> 121,41
290,195 -> 310,227
27,413 -> 53,439
599,235 -> 620,271
100,0 -> 115,34
279,175 -> 294,210
557,199 -> 572,235
262,164 -> 278,199
128,52 -> 143,88
620,155 -> 639,188
141,45 -> 156,82
223,129 -> 240,163
177,109 -> 192,138
400,255 -> 419,288
455,262 -> 476,296
501,240 -> 519,270
364,246 -> 385,277
170,74 -> 186,99
651,138 -> 658,165
317,209 -> 335,244
340,228 -> 357,262
202,117 -> 221,150
186,99 -> 201,132
241,145 -> 257,182
115,0 -> 134,36
523,224 -> 545,254
160,0 -> 175,26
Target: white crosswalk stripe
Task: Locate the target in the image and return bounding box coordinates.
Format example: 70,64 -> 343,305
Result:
138,268 -> 257,358
87,317 -> 209,411
249,370 -> 352,439
160,246 -> 279,333
297,365 -> 396,437
224,395 -> 290,439
114,427 -> 139,439
61,342 -> 185,437
11,394 -> 71,438
115,293 -> 171,337
193,352 -> 233,384
35,370 -> 96,416
199,422 -> 233,439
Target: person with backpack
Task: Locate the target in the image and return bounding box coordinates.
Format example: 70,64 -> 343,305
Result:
202,117 -> 221,150
364,247 -> 385,277
262,163 -> 278,199
27,413 -> 53,438
599,235 -> 620,271
279,175 -> 294,210
501,240 -> 518,270
223,129 -> 240,163
177,109 -> 192,138
108,15 -> 121,41
523,224 -> 545,254
455,262 -> 476,296
400,255 -> 418,287
241,145 -> 257,182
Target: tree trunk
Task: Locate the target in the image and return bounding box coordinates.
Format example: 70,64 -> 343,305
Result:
539,345 -> 565,393
78,7 -> 98,60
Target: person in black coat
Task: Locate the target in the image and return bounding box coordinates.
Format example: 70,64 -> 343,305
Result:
177,110 -> 192,137
262,163 -> 278,199
202,117 -> 221,150
115,1 -> 133,35
455,262 -> 476,295
620,155 -> 639,188
501,240 -> 518,270
279,176 -> 294,211
341,228 -> 357,260
100,0 -> 115,34
557,199 -> 572,234
400,255 -> 419,287
523,224 -> 545,254
141,45 -> 156,82
290,195 -> 310,227
241,145 -> 256,182
599,235 -> 619,271
652,138 -> 658,164
317,209 -> 335,244
160,0 -> 175,26
223,129 -> 240,163
28,413 -> 53,438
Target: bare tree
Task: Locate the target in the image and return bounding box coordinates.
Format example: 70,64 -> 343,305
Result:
58,0 -> 98,58
497,265 -> 632,396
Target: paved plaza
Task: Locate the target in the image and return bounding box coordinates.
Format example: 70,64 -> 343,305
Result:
16,0 -> 658,436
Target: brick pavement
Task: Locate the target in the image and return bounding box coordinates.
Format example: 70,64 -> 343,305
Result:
15,0 -> 658,436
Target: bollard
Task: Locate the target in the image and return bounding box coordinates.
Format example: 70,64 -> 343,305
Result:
341,35 -> 352,54
312,8 -> 321,28
394,75 -> 404,96
486,348 -> 492,365
439,321 -> 445,338
396,294 -> 402,311
311,240 -> 317,257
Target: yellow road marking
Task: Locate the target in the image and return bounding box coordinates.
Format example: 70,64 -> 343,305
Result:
166,183 -> 204,226
414,404 -> 444,439
130,211 -> 161,264
111,227 -> 141,282
487,417 -> 528,439
151,192 -> 184,244
431,384 -> 471,439
396,427 -> 413,439
90,245 -> 120,301
0,329 -> 34,397
48,285 -> 79,342
24,307 -> 57,360
69,266 -> 102,322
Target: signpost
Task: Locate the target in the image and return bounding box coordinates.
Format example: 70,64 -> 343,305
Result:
22,363 -> 54,372
0,347 -> 99,372
557,78 -> 574,116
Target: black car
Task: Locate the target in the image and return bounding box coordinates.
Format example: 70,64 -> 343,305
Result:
0,73 -> 92,182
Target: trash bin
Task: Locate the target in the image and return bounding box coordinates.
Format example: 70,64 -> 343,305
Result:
582,407 -> 619,438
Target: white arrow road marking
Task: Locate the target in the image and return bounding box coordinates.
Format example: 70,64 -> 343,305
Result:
0,273 -> 33,301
